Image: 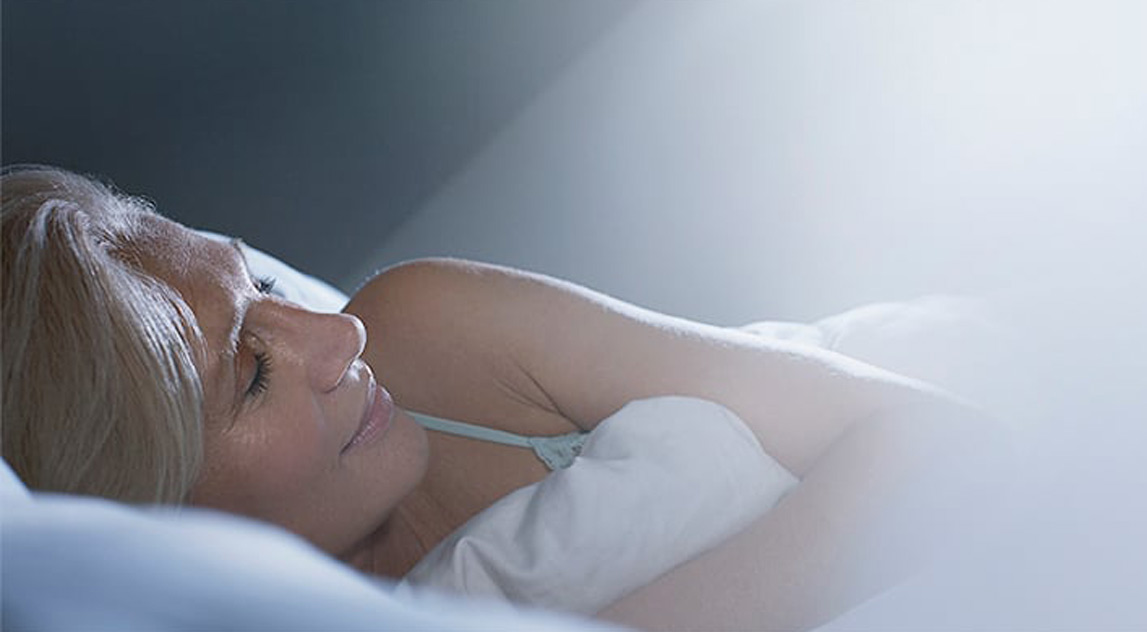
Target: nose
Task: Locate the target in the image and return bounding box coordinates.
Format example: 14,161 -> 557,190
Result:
304,310 -> 367,392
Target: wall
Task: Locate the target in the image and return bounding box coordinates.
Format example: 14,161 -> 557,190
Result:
351,6 -> 1147,626
351,0 -> 1146,325
1,0 -> 638,287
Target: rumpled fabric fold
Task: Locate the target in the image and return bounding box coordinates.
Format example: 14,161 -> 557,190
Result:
397,395 -> 798,614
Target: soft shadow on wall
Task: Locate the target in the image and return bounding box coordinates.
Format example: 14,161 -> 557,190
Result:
0,0 -> 641,287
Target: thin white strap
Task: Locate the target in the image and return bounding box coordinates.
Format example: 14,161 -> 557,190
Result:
408,411 -> 587,470
408,412 -> 533,448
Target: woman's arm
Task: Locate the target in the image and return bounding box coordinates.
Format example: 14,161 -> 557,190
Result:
598,404 -> 1009,631
348,258 -> 985,476
347,258 -> 1009,629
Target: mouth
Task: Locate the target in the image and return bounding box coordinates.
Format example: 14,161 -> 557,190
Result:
341,374 -> 395,455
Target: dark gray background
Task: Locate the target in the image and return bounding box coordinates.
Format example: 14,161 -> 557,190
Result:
2,0 -> 638,288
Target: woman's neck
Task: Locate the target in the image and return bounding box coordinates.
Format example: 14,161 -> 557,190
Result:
341,489 -> 457,579
341,431 -> 557,578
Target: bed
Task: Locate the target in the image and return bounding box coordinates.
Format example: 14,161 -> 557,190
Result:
1,231 -> 1032,631
1,232 -> 624,631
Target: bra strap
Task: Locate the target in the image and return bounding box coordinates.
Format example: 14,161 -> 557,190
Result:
527,433 -> 589,470
409,411 -> 587,470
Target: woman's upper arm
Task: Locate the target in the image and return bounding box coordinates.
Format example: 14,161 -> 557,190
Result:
348,258 -> 973,476
343,258 -> 572,437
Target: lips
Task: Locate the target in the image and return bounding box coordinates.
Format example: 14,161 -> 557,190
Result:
341,375 -> 395,455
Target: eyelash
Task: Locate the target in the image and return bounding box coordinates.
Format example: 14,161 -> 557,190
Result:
255,275 -> 277,295
247,350 -> 273,398
243,276 -> 277,399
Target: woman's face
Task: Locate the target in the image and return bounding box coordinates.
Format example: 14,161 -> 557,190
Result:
135,216 -> 428,555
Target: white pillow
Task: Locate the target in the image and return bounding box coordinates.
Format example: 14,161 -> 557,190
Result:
1,458 -> 30,503
1,490 -> 615,632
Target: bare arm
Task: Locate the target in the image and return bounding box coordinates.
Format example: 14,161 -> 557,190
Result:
599,404 -> 1009,631
350,258 -> 979,474
347,258 -> 1009,628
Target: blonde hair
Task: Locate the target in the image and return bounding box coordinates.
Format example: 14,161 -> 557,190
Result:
1,165 -> 204,503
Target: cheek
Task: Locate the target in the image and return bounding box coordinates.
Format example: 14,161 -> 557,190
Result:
194,407 -> 336,518
255,427 -> 331,494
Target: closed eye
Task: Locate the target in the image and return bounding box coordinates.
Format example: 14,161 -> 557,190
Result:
247,350 -> 273,398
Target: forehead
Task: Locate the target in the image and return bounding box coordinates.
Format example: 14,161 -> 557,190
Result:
131,216 -> 249,416
132,216 -> 244,288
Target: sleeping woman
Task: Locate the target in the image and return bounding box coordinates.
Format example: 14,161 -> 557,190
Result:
0,165 -> 1007,631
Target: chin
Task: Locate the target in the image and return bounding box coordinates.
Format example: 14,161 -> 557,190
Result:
370,409 -> 430,504
394,410 -> 432,493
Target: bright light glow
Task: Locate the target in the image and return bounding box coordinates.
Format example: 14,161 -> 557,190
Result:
356,1 -> 1147,627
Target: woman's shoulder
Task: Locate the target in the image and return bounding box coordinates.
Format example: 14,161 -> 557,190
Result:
351,257 -> 532,297
345,258 -> 541,348
344,258 -> 578,435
